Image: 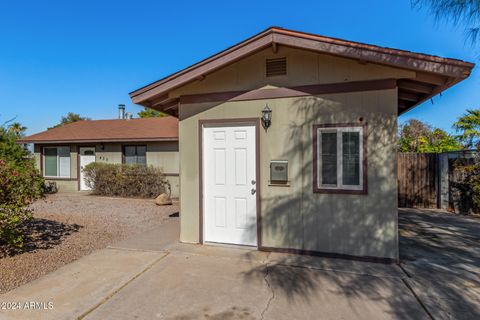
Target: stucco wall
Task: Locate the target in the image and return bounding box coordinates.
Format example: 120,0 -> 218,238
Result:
34,142 -> 179,197
179,89 -> 398,259
147,141 -> 180,198
95,143 -> 122,164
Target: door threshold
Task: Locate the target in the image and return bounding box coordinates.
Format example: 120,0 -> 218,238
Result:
204,241 -> 258,250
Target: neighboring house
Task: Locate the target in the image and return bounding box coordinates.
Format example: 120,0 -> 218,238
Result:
18,116 -> 180,197
129,27 -> 474,262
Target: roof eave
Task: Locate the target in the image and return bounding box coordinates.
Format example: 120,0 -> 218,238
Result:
17,137 -> 179,144
129,27 -> 474,108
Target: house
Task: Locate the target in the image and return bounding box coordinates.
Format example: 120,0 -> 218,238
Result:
18,113 -> 180,197
129,27 -> 472,262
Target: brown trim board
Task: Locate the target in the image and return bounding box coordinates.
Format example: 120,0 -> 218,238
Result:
312,122 -> 368,195
180,78 -> 397,105
163,173 -> 180,177
198,118 -> 262,247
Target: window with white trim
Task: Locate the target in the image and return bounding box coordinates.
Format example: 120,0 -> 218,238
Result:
314,125 -> 366,193
43,146 -> 71,178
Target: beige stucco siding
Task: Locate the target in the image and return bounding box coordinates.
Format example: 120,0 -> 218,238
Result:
147,142 -> 180,197
95,143 -> 123,164
33,142 -> 179,197
179,89 -> 398,259
146,141 -> 179,174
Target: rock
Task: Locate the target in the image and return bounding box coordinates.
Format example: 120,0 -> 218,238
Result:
155,193 -> 172,206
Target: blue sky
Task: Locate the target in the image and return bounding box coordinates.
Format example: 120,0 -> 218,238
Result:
0,0 -> 478,135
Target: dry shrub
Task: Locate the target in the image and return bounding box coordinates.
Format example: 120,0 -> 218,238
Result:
83,163 -> 170,198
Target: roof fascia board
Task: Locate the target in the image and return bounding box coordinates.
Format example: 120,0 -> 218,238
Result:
272,33 -> 470,78
131,33 -> 274,104
17,138 -> 179,144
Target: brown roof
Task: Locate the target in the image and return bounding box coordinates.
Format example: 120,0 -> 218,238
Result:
129,26 -> 474,115
18,116 -> 178,144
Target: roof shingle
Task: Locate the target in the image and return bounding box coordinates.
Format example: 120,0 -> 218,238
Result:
18,117 -> 178,144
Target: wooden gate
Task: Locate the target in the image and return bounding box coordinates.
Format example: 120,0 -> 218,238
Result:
397,153 -> 438,208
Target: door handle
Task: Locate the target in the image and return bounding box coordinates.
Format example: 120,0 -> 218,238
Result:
251,180 -> 256,185
251,188 -> 256,195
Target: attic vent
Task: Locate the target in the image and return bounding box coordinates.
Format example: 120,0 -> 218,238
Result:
266,57 -> 287,77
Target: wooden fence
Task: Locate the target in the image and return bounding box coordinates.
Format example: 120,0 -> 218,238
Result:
397,153 -> 438,208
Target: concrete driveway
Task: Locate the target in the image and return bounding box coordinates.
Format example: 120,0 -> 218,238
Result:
399,208 -> 480,320
0,216 -> 429,320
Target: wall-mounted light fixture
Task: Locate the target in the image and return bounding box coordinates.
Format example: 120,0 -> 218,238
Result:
261,104 -> 272,130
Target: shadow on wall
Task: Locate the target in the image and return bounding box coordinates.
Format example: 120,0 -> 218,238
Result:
0,218 -> 82,257
243,95 -> 398,259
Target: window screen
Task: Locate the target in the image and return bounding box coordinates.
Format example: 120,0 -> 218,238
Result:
320,132 -> 337,185
124,145 -> 147,166
342,132 -> 360,186
315,125 -> 365,192
44,147 -> 70,177
44,148 -> 58,177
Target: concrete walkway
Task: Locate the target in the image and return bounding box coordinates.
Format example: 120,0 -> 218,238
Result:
1,218 -> 429,320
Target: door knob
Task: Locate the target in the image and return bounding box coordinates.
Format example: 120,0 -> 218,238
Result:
251,188 -> 256,195
251,180 -> 256,185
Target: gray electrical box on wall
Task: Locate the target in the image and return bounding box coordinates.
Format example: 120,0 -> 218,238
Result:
270,160 -> 288,184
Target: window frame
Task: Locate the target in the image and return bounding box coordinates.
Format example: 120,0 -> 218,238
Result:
122,145 -> 147,166
313,123 -> 368,195
42,146 -> 71,179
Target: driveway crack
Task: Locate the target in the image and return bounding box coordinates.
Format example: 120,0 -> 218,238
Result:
260,262 -> 275,320
77,252 -> 170,320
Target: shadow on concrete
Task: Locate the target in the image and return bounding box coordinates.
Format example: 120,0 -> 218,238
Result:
0,218 -> 82,257
399,208 -> 480,319
169,306 -> 255,320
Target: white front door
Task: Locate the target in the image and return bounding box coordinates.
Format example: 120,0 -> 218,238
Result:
203,125 -> 257,246
79,147 -> 96,191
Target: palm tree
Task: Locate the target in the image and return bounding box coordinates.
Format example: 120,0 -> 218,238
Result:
7,122 -> 27,138
453,109 -> 480,149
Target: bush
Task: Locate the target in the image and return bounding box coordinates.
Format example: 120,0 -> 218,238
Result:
83,162 -> 170,198
466,154 -> 480,211
451,153 -> 480,214
0,130 -> 44,247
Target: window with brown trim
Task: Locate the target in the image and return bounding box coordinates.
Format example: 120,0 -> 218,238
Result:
313,124 -> 367,194
43,146 -> 71,178
123,145 -> 147,166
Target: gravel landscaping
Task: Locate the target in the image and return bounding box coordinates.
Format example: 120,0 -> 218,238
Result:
0,192 -> 178,294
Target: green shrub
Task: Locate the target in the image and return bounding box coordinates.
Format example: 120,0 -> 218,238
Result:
466,155 -> 480,211
0,130 -> 44,247
83,162 -> 170,198
452,153 -> 480,214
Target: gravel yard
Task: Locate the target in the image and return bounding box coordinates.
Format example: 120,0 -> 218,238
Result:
0,192 -> 178,294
